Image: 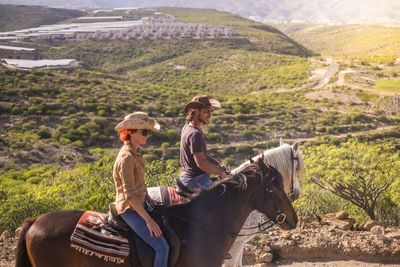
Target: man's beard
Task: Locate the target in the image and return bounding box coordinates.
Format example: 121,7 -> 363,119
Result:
199,116 -> 208,124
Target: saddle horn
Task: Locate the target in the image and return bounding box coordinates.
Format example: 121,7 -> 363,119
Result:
249,155 -> 254,164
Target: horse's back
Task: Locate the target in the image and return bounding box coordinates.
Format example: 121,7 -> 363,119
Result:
25,210 -> 83,266
25,210 -> 132,267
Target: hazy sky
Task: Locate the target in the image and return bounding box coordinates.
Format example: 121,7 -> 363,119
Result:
0,0 -> 399,24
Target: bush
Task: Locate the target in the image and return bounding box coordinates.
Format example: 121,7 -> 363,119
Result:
37,126 -> 51,139
265,140 -> 280,149
236,145 -> 254,155
299,140 -> 400,224
223,157 -> 235,167
207,132 -> 222,142
143,153 -> 160,162
145,160 -> 179,187
0,194 -> 62,233
166,129 -> 180,143
161,142 -> 170,149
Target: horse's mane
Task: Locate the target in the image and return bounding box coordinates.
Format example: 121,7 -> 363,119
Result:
231,144 -> 304,197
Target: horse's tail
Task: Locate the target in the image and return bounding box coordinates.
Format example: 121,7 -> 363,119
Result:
15,217 -> 36,267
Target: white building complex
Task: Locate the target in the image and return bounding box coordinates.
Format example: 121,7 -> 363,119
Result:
0,16 -> 236,41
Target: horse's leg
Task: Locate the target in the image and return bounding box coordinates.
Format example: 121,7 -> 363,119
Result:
224,211 -> 263,267
224,237 -> 246,267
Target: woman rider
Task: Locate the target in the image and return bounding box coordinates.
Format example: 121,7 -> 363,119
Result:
113,112 -> 169,267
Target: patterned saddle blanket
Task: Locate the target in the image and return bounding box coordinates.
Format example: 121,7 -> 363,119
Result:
70,211 -> 130,264
70,186 -> 183,264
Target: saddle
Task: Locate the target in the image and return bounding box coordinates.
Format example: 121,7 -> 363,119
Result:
108,203 -> 180,267
174,177 -> 219,197
174,178 -> 194,198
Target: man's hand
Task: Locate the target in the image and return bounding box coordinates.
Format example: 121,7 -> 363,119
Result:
217,164 -> 229,179
219,163 -> 229,174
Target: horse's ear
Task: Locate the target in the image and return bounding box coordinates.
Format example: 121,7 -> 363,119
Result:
280,137 -> 285,146
257,157 -> 270,177
292,142 -> 299,152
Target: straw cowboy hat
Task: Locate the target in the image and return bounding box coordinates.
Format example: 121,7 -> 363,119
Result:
184,95 -> 221,113
115,112 -> 160,132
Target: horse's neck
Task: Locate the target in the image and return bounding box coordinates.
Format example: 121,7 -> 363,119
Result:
168,185 -> 254,235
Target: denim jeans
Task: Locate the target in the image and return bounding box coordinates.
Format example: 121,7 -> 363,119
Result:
120,205 -> 169,267
180,173 -> 213,190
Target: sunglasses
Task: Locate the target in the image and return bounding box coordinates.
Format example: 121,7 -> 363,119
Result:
140,129 -> 152,137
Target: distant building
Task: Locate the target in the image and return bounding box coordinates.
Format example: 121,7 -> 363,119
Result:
1,58 -> 76,69
0,45 -> 44,60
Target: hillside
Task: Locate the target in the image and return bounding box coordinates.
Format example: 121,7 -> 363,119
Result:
1,8 -> 400,266
0,4 -> 85,32
275,23 -> 400,63
0,7 -> 399,168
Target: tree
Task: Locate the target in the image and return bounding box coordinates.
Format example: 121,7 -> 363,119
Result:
305,139 -> 400,220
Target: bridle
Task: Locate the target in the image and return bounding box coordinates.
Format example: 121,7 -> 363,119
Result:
289,146 -> 300,202
262,168 -> 287,225
249,147 -> 299,231
157,169 -> 286,237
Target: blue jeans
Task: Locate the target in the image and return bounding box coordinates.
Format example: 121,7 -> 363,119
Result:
120,205 -> 169,267
180,173 -> 213,191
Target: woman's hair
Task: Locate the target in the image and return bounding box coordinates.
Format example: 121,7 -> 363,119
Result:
186,108 -> 197,123
119,129 -> 137,142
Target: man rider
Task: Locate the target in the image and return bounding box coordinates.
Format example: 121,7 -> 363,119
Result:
179,95 -> 228,191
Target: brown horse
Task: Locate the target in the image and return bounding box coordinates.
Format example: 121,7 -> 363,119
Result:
16,158 -> 297,267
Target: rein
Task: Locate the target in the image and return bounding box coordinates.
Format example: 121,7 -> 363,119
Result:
156,206 -> 276,237
156,172 -> 281,238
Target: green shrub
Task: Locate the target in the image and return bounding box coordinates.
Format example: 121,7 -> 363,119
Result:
161,142 -> 170,149
26,176 -> 42,184
166,129 -> 180,143
207,132 -> 222,142
236,145 -> 254,155
223,157 -> 235,167
0,194 -> 62,233
298,140 -> 400,224
265,140 -> 280,149
143,153 -> 160,162
71,140 -> 85,148
37,126 -> 51,139
145,160 -> 179,187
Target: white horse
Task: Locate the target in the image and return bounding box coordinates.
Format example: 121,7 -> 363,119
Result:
224,139 -> 305,266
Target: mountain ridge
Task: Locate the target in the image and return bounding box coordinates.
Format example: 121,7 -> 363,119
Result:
0,0 -> 399,24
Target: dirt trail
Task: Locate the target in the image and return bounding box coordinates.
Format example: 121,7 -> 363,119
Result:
313,60 -> 339,89
259,260 -> 400,266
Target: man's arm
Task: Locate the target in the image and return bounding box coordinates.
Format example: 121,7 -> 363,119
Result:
206,154 -> 228,174
205,154 -> 220,165
193,151 -> 227,178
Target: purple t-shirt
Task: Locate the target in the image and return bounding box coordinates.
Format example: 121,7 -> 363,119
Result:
180,123 -> 207,178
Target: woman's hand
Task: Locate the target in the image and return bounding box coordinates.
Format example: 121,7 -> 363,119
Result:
146,196 -> 157,208
145,217 -> 163,238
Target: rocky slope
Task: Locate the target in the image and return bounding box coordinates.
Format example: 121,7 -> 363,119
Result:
2,212 -> 400,266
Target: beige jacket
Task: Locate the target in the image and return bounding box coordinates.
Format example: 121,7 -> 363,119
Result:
113,141 -> 147,215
